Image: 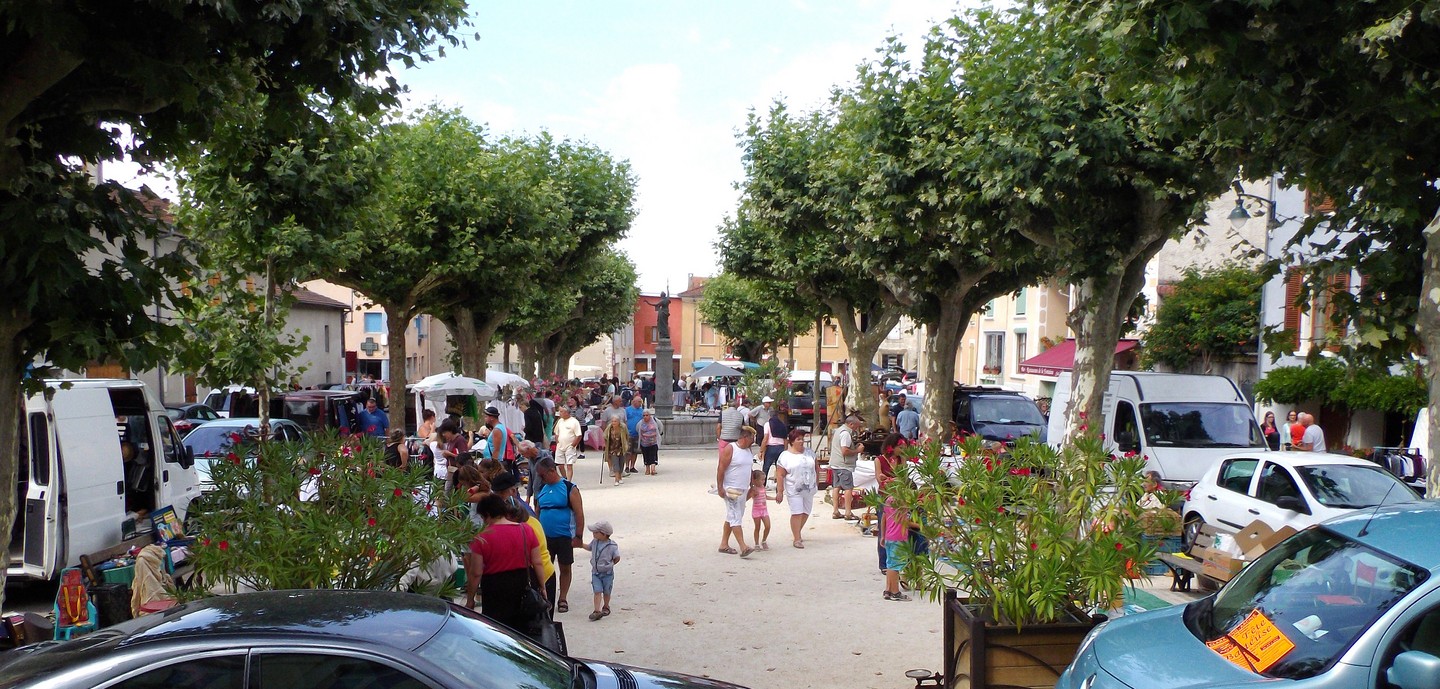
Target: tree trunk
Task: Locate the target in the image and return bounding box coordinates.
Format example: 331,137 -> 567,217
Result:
447,306 -> 505,378
503,341 -> 511,373
830,305 -> 903,428
0,313 -> 32,608
813,317 -> 823,433
1066,226 -> 1168,439
385,303 -> 411,434
921,302 -> 968,439
517,342 -> 538,380
1419,209 -> 1440,499
258,258 -> 276,436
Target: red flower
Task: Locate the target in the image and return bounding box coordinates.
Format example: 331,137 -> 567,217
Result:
997,506 -> 1005,514
218,540 -> 229,551
340,445 -> 354,457
411,489 -> 420,496
202,538 -> 211,547
308,467 -> 321,476
393,488 -> 403,497
1114,542 -> 1124,551
1078,411 -> 1088,420
1008,467 -> 1031,476
367,518 -> 376,527
1030,542 -> 1038,550
956,497 -> 966,506
339,427 -> 351,437
974,518 -> 982,524
982,458 -> 994,471
226,452 -> 240,465
229,433 -> 243,443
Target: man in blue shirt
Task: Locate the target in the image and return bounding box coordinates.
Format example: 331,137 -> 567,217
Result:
355,397 -> 389,438
484,406 -> 516,477
624,396 -> 645,475
896,400 -> 921,441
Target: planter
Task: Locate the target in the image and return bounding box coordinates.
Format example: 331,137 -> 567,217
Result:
942,590 -> 1102,689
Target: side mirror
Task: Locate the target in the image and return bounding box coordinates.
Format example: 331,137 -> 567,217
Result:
1275,495 -> 1310,514
1388,651 -> 1440,689
180,445 -> 195,470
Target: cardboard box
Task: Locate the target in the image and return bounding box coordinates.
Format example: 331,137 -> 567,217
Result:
1201,552 -> 1246,582
1234,521 -> 1299,561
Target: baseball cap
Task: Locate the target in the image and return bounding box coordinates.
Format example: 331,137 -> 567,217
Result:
762,396 -> 774,403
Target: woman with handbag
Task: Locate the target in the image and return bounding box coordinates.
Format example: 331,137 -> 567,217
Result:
465,493 -> 549,636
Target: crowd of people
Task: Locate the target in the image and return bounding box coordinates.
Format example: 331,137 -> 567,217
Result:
1260,409 -> 1328,452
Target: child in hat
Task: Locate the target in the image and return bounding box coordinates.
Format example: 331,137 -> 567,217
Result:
582,520 -> 621,620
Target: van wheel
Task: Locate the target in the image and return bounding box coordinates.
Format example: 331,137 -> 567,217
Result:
1182,513 -> 1204,553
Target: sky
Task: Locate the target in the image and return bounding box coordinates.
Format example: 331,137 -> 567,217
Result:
395,0 -> 967,294
105,1 -> 967,294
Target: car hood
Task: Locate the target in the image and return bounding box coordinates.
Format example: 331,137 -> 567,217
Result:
1090,605 -> 1264,689
586,661 -> 748,689
972,421 -> 1046,443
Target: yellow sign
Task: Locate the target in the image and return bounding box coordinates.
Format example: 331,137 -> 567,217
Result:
1205,610 -> 1296,673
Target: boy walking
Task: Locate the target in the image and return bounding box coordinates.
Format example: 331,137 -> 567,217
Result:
583,521 -> 621,620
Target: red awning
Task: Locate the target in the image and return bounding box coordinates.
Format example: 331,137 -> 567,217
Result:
1017,339 -> 1139,378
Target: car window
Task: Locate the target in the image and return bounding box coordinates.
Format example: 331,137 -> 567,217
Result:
107,655 -> 244,689
1257,462 -> 1304,505
1296,465 -> 1413,509
1217,458 -> 1259,495
415,609 -> 572,689
254,654 -> 429,689
1112,401 -> 1141,452
954,396 -> 971,426
193,407 -> 219,421
1140,402 -> 1266,448
158,416 -> 183,464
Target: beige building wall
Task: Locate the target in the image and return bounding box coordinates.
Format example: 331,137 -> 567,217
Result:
303,280 -> 454,382
956,280 -> 1073,398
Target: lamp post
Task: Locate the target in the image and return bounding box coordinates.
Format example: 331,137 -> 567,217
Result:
1228,179 -> 1281,231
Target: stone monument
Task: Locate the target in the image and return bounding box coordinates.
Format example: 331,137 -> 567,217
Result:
653,292 -> 675,420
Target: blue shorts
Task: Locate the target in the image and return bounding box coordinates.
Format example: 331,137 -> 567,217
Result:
592,571 -> 614,594
885,541 -> 907,571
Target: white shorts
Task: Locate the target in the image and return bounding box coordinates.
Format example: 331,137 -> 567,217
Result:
723,493 -> 747,527
786,491 -> 814,516
555,445 -> 579,465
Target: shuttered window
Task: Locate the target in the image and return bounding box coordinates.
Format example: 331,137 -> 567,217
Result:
1282,269 -> 1304,349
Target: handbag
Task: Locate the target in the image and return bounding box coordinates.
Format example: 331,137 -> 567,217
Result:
514,525 -> 566,654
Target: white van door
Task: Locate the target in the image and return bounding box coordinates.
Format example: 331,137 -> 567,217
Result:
152,412 -> 199,516
17,405 -> 60,580
54,387 -> 128,570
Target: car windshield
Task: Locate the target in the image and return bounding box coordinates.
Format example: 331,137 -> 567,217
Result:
1297,465 -> 1414,509
1140,402 -> 1265,448
1189,527 -> 1427,679
184,426 -> 260,458
415,607 -> 573,689
971,397 -> 1044,426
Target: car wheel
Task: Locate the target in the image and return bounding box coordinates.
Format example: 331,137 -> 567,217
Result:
1182,513 -> 1205,552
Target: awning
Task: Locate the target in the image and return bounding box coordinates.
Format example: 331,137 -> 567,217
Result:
1017,339 -> 1139,378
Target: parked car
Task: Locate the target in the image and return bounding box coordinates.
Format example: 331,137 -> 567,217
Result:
786,370 -> 834,427
0,589 -> 749,689
182,418 -> 305,491
201,385 -> 259,418
164,403 -> 220,436
1182,451 -> 1419,548
1059,501 -> 1440,689
270,389 -> 363,435
952,386 -> 1047,445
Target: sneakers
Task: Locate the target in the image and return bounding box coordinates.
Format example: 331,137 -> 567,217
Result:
883,591 -> 912,602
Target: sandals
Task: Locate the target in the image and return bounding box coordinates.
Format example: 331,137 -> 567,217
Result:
588,611 -> 603,621
739,547 -> 755,559
760,543 -> 770,550
602,606 -> 610,617
718,547 -> 738,555
832,513 -> 844,520
884,591 -> 912,602
793,540 -> 805,549
557,600 -> 569,613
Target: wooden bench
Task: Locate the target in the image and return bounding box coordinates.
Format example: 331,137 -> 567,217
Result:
1157,524 -> 1223,592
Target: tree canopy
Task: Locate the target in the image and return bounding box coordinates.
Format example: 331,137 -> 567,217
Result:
1141,264 -> 1263,372
697,272 -> 808,364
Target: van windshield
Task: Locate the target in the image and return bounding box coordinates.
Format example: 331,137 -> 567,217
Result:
971,397 -> 1044,426
1140,402 -> 1265,448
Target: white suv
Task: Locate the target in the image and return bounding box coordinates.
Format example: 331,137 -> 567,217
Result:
1182,451 -> 1418,547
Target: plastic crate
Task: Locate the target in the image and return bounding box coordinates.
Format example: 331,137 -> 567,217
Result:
100,565 -> 135,586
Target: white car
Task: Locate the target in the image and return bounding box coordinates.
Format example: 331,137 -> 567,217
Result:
1181,451 -> 1419,546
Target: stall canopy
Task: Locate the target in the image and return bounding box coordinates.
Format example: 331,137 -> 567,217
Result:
412,372 -> 496,399
692,361 -> 745,378
485,369 -> 531,389
1017,339 -> 1140,378
691,359 -> 759,371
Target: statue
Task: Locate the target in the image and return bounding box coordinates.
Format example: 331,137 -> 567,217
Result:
654,292 -> 671,341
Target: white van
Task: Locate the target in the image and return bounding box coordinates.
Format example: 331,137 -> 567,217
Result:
11,379 -> 200,582
1048,372 -> 1268,487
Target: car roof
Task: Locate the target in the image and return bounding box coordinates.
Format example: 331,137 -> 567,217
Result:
195,418 -> 298,429
1215,451 -> 1377,469
1325,501 -> 1440,572
119,590 -> 449,649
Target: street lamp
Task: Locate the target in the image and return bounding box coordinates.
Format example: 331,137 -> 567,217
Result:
1228,180 -> 1280,231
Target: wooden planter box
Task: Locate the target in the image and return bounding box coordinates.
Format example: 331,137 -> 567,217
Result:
942,589 -> 1101,689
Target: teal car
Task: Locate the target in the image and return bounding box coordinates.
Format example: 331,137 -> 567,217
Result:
1059,501 -> 1440,689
